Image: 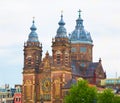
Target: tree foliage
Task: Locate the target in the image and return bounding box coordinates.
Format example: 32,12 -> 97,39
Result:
98,88 -> 120,103
97,88 -> 114,103
64,79 -> 120,103
113,95 -> 120,103
64,79 -> 97,103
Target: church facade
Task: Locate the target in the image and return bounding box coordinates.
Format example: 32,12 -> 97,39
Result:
22,11 -> 106,103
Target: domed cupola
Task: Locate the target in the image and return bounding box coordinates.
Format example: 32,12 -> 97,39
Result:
27,19 -> 39,42
69,10 -> 93,44
55,13 -> 67,38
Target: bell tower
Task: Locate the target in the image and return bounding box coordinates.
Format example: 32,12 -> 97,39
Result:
52,13 -> 71,68
22,19 -> 42,103
51,13 -> 72,103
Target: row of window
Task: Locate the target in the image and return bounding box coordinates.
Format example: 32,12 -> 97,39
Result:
26,58 -> 39,67
40,94 -> 51,101
106,80 -> 120,84
71,47 -> 87,53
56,54 -> 69,65
0,94 -> 12,98
14,97 -> 21,102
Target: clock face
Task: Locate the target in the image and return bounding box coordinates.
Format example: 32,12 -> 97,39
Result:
42,78 -> 51,92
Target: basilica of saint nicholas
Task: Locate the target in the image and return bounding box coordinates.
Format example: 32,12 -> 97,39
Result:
22,10 -> 106,103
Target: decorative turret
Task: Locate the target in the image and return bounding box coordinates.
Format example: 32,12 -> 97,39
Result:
69,10 -> 93,44
55,12 -> 67,38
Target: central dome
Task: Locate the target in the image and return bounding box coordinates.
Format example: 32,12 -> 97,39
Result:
69,10 -> 93,44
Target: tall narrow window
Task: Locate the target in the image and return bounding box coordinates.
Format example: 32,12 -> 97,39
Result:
26,55 -> 32,67
28,58 -> 31,65
65,53 -> 69,66
57,54 -> 61,65
36,56 -> 39,66
65,56 -> 68,65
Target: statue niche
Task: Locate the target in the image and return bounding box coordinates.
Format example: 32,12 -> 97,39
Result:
54,78 -> 61,98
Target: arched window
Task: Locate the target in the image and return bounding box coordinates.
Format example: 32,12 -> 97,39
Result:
64,51 -> 69,66
56,51 -> 61,65
57,54 -> 61,65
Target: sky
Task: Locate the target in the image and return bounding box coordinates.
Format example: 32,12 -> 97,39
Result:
0,0 -> 120,87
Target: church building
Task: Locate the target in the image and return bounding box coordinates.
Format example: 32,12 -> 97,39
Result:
22,10 -> 106,103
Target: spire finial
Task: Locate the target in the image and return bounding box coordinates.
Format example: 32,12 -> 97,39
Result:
61,10 -> 63,15
58,10 -> 65,26
32,16 -> 35,23
30,17 -> 37,31
99,58 -> 101,63
78,9 -> 82,18
61,10 -> 63,19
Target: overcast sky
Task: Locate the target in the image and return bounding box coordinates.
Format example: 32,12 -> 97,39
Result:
0,0 -> 120,87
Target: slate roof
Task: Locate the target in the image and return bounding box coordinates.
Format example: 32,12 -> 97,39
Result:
62,61 -> 100,89
85,62 -> 99,77
71,61 -> 99,77
63,78 -> 77,89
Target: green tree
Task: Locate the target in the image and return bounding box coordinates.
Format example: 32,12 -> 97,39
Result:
64,79 -> 97,103
97,88 -> 114,103
113,95 -> 120,103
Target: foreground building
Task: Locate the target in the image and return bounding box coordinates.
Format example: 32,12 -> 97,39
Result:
101,78 -> 120,89
22,10 -> 106,103
14,85 -> 22,103
0,85 -> 15,103
101,78 -> 120,95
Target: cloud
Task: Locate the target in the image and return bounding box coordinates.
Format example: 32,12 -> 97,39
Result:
0,0 -> 120,86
